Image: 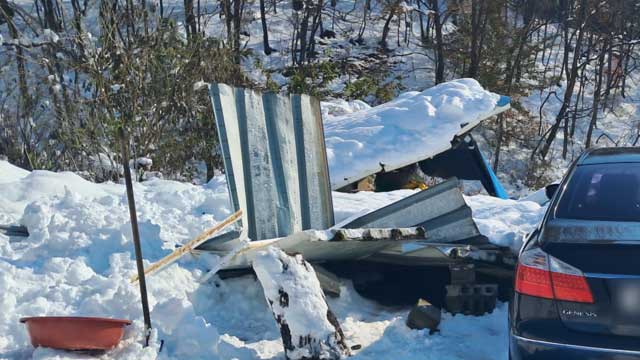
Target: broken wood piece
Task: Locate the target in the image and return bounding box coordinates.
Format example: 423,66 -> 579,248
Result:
253,247 -> 350,360
130,210 -> 242,283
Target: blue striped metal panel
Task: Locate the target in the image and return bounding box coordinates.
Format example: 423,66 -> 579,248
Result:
209,84 -> 334,241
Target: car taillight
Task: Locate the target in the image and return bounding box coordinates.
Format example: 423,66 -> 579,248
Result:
515,248 -> 554,299
515,247 -> 594,303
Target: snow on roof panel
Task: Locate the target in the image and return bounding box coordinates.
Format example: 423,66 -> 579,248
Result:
322,78 -> 510,190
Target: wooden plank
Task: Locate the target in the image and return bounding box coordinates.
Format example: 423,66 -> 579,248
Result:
130,210 -> 242,283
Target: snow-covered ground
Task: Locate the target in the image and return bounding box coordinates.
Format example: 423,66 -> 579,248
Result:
0,160 -> 544,360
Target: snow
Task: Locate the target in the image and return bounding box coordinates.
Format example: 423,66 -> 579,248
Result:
465,195 -> 545,253
0,160 -> 545,359
193,80 -> 208,91
0,161 -> 29,183
39,29 -> 59,44
322,78 -> 504,189
136,157 -> 153,167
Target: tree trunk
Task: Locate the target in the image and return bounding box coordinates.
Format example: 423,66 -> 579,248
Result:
184,0 -> 198,39
296,3 -> 311,64
306,1 -> 323,61
356,0 -> 370,43
417,0 -> 425,43
585,39 -> 607,148
429,0 -> 445,84
379,1 -> 399,49
539,0 -> 587,159
233,0 -> 242,63
223,0 -> 233,46
260,0 -> 272,54
467,0 -> 486,78
560,0 -> 570,83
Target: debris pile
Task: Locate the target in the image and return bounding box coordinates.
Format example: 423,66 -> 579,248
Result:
200,82 -> 519,356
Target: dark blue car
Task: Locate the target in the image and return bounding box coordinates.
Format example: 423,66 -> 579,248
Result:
510,147 -> 640,360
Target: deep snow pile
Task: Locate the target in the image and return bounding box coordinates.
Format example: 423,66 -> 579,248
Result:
322,78 -> 504,189
0,161 -> 544,359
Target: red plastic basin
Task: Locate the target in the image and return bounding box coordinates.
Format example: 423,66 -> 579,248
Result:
20,316 -> 132,350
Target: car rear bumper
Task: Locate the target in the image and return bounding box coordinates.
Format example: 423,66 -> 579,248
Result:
510,333 -> 640,360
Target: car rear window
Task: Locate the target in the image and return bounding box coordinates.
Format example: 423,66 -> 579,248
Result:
555,163 -> 640,221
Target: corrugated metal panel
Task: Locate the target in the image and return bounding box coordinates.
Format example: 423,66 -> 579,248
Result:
343,178 -> 486,244
340,177 -> 490,266
209,84 -> 334,241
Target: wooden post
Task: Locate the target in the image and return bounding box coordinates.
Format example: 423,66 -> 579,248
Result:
119,127 -> 152,346
253,247 -> 350,360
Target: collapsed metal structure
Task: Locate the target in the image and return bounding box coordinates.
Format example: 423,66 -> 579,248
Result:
201,83 -> 515,313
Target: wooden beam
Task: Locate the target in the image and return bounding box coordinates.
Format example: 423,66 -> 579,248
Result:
253,248 -> 351,360
130,210 -> 242,283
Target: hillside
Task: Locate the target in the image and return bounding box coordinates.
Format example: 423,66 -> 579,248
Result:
1,0 -> 639,192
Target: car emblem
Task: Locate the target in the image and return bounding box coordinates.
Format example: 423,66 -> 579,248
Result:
561,309 -> 598,318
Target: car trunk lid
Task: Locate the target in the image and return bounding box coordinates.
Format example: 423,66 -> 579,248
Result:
543,234 -> 640,338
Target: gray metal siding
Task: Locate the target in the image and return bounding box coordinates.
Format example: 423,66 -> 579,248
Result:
343,178 -> 486,244
209,84 -> 334,241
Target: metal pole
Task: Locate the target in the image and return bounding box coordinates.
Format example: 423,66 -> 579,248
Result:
119,126 -> 152,346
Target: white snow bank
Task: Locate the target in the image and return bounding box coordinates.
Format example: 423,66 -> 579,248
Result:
0,168 -> 120,223
520,186 -> 550,205
0,161 -> 31,223
0,162 -> 238,359
332,189 -> 418,225
348,306 -> 509,360
322,78 -> 504,189
327,283 -> 509,360
0,161 -> 29,183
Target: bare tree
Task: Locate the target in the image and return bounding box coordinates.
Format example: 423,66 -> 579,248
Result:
260,0 -> 273,54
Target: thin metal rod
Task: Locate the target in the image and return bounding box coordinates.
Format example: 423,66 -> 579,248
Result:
119,126 -> 152,346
